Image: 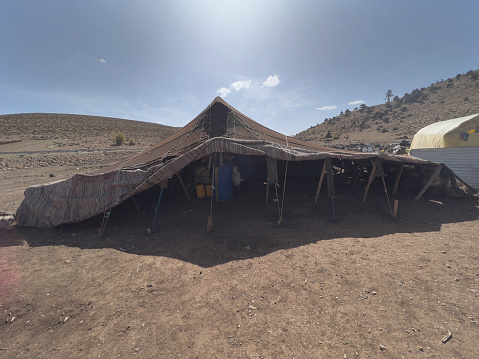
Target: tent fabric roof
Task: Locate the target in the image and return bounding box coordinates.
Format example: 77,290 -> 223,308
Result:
410,113 -> 479,149
16,97 -> 431,228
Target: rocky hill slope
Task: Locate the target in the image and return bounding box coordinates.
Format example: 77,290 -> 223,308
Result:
0,113 -> 179,152
296,69 -> 479,148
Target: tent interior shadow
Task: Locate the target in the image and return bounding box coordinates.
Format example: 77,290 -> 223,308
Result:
11,176 -> 479,268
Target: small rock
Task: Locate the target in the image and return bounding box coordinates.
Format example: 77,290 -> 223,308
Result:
134,348 -> 139,352
372,291 -> 377,295
146,283 -> 153,287
441,251 -> 447,254
379,344 -> 386,351
49,173 -> 56,177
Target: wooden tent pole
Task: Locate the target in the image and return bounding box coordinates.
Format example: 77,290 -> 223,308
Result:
362,159 -> 380,202
414,164 -> 443,201
265,180 -> 270,204
325,157 -> 336,198
314,160 -> 327,203
175,172 -> 191,201
444,166 -> 478,194
392,165 -> 404,194
131,196 -> 141,212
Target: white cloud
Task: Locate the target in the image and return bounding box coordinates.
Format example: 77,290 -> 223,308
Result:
216,87 -> 232,97
316,105 -> 337,111
231,80 -> 252,92
348,100 -> 364,105
263,74 -> 280,87
99,58 -> 107,63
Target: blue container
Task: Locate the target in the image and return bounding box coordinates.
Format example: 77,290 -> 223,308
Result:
214,161 -> 234,201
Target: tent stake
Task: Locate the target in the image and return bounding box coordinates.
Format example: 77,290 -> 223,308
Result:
175,172 -> 191,201
392,165 -> 404,195
414,164 -> 443,201
314,160 -> 327,203
362,159 -> 380,202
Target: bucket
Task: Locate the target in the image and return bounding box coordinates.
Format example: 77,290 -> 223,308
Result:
196,184 -> 206,198
213,162 -> 233,201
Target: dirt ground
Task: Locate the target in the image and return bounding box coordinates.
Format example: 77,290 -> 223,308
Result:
1,142 -> 479,358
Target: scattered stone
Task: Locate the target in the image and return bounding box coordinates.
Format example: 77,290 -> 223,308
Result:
146,283 -> 153,288
379,344 -> 386,351
49,173 -> 56,177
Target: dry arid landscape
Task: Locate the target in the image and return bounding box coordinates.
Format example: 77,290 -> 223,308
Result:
1,86 -> 479,358
297,69 -> 479,148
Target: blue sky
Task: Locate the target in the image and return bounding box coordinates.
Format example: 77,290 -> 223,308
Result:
1,0 -> 477,135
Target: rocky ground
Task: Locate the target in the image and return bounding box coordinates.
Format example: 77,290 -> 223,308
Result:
0,113 -> 478,358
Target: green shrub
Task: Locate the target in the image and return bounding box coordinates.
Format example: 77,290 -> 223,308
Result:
114,132 -> 126,146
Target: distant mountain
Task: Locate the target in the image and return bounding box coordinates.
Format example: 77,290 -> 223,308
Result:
0,113 -> 179,150
295,69 -> 479,147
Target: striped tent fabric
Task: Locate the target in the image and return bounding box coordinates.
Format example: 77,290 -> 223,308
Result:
16,97 -> 431,228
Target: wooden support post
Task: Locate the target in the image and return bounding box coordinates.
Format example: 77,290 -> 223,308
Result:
325,157 -> 336,198
414,164 -> 443,201
176,172 -> 191,201
362,159 -> 380,202
314,161 -> 327,203
392,165 -> 404,195
444,166 -> 478,194
265,180 -> 270,204
392,199 -> 399,218
131,196 -> 141,212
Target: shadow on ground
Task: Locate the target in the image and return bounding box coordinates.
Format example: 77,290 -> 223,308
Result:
4,176 -> 478,267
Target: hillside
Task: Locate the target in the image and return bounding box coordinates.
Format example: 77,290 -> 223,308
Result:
296,69 -> 479,147
0,113 -> 179,152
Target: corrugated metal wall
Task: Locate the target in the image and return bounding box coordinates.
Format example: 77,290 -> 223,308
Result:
410,147 -> 479,189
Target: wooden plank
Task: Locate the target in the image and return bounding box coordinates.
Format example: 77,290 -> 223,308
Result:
176,172 -> 191,201
414,164 -> 443,201
325,157 -> 336,198
392,165 -> 404,195
362,159 -> 380,202
314,161 -> 327,203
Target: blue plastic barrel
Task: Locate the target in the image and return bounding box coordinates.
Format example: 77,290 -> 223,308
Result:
214,161 -> 233,201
